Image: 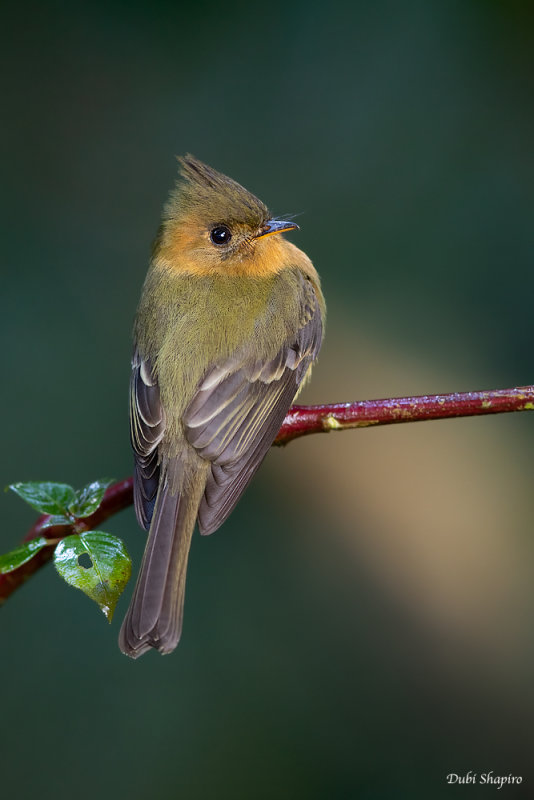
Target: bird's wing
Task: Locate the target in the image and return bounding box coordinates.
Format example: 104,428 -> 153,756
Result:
130,351 -> 165,530
183,277 -> 323,535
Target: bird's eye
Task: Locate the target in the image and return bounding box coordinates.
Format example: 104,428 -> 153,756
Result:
210,225 -> 232,246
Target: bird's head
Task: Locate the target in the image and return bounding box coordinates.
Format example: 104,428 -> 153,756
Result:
155,155 -> 300,277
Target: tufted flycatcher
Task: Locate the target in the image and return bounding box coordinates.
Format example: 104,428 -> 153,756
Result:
119,156 -> 325,658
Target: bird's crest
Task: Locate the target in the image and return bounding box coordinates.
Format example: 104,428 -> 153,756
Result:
165,154 -> 269,229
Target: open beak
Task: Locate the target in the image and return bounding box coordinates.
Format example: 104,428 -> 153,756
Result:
255,219 -> 299,239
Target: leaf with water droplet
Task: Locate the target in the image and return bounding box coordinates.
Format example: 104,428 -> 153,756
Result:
0,537 -> 50,574
39,515 -> 72,530
68,479 -> 114,518
53,532 -> 131,621
9,482 -> 76,515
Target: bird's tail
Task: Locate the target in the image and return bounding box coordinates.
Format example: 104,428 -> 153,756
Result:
119,457 -> 208,658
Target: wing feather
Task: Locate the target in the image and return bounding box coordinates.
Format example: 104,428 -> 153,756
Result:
184,277 -> 323,535
130,351 -> 165,530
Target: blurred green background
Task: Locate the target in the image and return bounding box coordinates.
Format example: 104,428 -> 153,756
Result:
2,1 -> 534,797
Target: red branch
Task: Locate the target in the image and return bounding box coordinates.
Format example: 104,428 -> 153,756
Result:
275,386 -> 534,444
1,385 -> 533,604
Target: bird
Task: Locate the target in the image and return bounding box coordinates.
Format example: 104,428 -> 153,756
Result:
119,155 -> 325,657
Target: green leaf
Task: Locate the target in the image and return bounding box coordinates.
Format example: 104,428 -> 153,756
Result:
9,482 -> 77,515
0,537 -> 50,574
68,478 -> 114,518
39,515 -> 72,530
53,532 -> 131,621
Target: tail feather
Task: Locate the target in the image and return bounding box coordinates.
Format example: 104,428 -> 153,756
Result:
119,458 -> 208,658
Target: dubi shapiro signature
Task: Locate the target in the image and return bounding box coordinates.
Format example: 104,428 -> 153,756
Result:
447,772 -> 523,789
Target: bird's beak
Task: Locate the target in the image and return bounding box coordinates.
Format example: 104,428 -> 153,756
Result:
255,219 -> 299,239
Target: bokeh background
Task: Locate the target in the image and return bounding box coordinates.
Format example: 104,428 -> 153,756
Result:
2,1 -> 534,797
